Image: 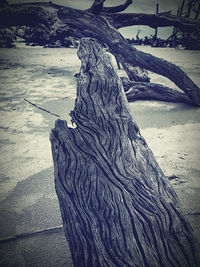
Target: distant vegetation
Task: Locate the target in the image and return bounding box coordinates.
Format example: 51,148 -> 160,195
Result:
1,25 -> 199,50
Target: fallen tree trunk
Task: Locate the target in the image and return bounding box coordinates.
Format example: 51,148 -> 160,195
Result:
57,7 -> 200,105
120,62 -> 150,82
50,38 -> 200,267
1,2 -> 200,32
104,11 -> 200,32
121,77 -> 194,105
1,2 -> 200,104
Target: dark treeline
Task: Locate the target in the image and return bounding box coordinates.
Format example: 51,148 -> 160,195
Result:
126,35 -> 178,48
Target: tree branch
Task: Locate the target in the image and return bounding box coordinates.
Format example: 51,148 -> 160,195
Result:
24,98 -> 60,117
1,2 -> 200,104
89,0 -> 105,15
102,0 -> 132,13
120,61 -> 150,82
1,3 -> 199,32
57,7 -> 200,104
104,12 -> 200,31
121,77 -> 194,105
0,225 -> 63,243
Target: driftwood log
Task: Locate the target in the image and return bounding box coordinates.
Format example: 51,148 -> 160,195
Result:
1,1 -> 200,105
121,62 -> 150,83
50,38 -> 200,266
1,1 -> 200,33
121,77 -> 194,105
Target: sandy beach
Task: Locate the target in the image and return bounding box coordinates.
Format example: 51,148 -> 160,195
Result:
0,46 -> 200,266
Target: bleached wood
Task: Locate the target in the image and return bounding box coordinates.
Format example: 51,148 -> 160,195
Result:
50,38 -> 200,267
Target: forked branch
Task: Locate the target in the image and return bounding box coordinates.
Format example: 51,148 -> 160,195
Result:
102,0 -> 133,13
89,0 -> 132,14
89,0 -> 105,15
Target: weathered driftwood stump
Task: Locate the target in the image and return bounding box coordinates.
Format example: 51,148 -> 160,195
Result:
50,38 -> 199,267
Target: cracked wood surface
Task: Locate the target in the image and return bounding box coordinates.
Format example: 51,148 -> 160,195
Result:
50,38 -> 200,267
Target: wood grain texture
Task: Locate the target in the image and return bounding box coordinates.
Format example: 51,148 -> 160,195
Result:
120,62 -> 150,83
50,38 -> 200,267
121,77 -> 194,105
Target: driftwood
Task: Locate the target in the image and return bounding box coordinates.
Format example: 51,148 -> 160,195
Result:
57,5 -> 200,105
1,1 -> 200,32
89,0 -> 133,14
0,225 -> 63,244
121,77 -> 194,105
1,1 -> 200,104
121,62 -> 150,82
50,38 -> 200,266
24,98 -> 60,117
104,11 -> 200,31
